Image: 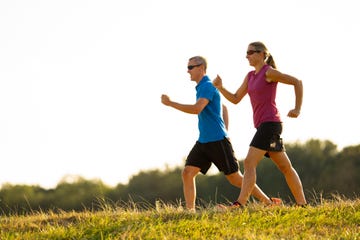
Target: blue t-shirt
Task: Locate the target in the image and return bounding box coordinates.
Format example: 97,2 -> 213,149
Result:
196,76 -> 228,143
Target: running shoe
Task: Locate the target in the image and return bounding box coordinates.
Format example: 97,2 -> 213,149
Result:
216,201 -> 244,210
270,197 -> 282,206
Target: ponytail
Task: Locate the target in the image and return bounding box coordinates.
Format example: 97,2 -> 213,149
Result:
266,54 -> 277,69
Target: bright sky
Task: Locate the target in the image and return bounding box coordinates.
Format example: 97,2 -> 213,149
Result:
1,0 -> 359,189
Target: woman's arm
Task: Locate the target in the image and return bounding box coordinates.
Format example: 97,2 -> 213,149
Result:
266,68 -> 303,118
213,74 -> 248,104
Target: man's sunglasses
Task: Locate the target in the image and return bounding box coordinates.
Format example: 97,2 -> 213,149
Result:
187,64 -> 202,70
246,50 -> 261,55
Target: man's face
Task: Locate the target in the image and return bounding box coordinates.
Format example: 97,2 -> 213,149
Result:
187,60 -> 203,82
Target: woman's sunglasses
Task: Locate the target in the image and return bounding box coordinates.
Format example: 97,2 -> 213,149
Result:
246,50 -> 261,55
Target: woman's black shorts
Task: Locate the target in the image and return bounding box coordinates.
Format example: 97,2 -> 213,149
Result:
250,122 -> 285,156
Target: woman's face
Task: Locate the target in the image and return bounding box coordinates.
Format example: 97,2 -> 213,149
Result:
246,45 -> 263,67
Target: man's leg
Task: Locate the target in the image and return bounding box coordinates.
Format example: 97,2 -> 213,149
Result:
182,165 -> 201,210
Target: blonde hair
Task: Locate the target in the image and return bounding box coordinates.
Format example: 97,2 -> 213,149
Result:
249,41 -> 277,69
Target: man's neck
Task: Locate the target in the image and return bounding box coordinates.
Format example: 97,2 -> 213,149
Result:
195,74 -> 206,84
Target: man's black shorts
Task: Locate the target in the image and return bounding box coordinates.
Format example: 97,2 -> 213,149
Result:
185,137 -> 239,175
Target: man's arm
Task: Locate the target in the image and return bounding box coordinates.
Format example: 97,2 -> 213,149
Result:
161,94 -> 209,114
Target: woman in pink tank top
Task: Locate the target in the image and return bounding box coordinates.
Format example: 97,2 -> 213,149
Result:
213,41 -> 307,207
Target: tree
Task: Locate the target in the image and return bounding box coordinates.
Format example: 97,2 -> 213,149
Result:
320,144 -> 360,198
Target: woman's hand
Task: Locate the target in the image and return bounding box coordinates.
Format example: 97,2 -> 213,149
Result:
213,74 -> 223,89
161,94 -> 171,106
287,108 -> 300,118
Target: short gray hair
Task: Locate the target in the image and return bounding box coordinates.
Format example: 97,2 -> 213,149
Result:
189,56 -> 207,71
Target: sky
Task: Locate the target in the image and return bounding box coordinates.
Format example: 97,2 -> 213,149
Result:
0,0 -> 359,189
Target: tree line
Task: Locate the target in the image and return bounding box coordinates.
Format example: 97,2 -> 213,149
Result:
0,139 -> 359,215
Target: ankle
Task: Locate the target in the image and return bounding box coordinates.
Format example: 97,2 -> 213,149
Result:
232,201 -> 244,208
185,207 -> 196,213
296,203 -> 308,208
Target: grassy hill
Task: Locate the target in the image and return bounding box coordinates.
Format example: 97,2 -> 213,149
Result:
1,198 -> 359,239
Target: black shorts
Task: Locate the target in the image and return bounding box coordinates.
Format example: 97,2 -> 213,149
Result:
185,137 -> 239,175
250,122 -> 285,157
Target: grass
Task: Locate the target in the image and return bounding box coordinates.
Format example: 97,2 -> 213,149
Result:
0,197 -> 359,240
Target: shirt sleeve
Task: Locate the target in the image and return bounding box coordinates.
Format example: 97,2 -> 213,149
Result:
197,82 -> 215,101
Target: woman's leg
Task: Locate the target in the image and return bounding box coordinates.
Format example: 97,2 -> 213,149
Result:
236,146 -> 266,205
268,151 -> 307,205
226,171 -> 273,204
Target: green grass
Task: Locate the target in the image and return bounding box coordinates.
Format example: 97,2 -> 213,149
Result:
0,198 -> 359,240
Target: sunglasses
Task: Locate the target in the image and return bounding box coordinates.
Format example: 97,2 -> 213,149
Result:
187,64 -> 202,70
246,50 -> 261,55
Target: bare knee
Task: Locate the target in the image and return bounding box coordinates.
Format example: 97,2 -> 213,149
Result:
269,152 -> 293,174
243,147 -> 264,170
243,158 -> 259,172
182,166 -> 199,181
226,172 -> 242,186
181,168 -> 191,180
278,161 -> 294,175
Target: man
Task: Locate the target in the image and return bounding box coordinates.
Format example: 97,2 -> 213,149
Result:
161,56 -> 280,211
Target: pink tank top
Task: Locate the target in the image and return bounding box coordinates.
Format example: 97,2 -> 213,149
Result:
247,64 -> 281,128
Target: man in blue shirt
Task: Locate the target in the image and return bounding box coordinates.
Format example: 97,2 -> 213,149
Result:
161,56 -> 279,211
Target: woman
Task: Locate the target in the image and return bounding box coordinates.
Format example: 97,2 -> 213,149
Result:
213,41 -> 307,207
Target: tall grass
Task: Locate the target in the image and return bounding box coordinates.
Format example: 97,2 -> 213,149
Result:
0,196 -> 359,240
